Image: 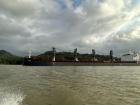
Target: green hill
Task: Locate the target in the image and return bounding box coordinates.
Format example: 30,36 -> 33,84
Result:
38,51 -> 74,61
0,50 -> 23,64
38,51 -> 120,62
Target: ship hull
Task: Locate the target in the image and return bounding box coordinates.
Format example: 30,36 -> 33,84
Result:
49,62 -> 140,66
23,60 -> 140,66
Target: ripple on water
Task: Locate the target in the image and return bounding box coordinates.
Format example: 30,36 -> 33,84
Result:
0,87 -> 25,105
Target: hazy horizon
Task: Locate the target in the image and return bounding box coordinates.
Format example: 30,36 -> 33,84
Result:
0,0 -> 140,56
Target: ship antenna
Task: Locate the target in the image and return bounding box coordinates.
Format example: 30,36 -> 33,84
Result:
92,49 -> 95,61
110,50 -> 113,63
74,48 -> 79,61
28,49 -> 32,58
52,47 -> 56,62
133,53 -> 140,64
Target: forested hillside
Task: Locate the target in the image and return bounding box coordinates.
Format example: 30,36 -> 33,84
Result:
0,50 -> 23,64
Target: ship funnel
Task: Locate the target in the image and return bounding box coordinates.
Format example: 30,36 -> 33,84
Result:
52,47 -> 56,62
74,48 -> 78,61
110,50 -> 113,62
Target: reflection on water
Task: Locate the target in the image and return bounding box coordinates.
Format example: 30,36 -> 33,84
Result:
0,65 -> 140,105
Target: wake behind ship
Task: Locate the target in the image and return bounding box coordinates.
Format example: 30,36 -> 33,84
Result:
23,48 -> 140,66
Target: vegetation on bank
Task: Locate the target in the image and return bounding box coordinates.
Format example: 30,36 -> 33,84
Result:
0,50 -> 121,64
0,50 -> 23,64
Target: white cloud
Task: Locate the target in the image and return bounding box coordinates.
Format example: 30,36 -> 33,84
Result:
0,0 -> 140,55
0,0 -> 41,18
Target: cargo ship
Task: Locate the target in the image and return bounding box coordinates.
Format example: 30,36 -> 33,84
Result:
23,48 -> 140,66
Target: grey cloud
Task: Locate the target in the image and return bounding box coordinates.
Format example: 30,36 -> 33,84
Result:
0,0 -> 41,18
0,0 -> 140,56
0,15 -> 31,37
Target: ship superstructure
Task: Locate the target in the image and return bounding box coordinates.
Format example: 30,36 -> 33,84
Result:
23,48 -> 140,66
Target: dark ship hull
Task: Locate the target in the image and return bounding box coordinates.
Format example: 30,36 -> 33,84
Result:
24,48 -> 140,66
23,58 -> 140,66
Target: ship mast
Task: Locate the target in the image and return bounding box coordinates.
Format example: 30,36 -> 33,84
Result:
110,50 -> 113,63
74,48 -> 78,61
28,49 -> 32,58
52,47 -> 56,62
133,53 -> 140,64
92,49 -> 95,61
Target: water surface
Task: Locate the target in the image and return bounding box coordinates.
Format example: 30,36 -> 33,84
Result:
0,65 -> 140,105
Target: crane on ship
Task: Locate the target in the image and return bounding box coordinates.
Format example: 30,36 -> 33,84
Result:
51,47 -> 114,62
27,47 -> 140,64
52,47 -> 80,62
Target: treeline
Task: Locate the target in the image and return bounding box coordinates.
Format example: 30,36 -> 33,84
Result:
37,51 -> 121,62
0,50 -> 121,64
0,50 -> 23,64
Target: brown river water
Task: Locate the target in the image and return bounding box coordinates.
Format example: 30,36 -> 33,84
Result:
0,65 -> 140,105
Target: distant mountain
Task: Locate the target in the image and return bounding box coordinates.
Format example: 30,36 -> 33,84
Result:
39,51 -> 54,56
38,51 -> 74,61
38,51 -> 120,62
39,51 -> 74,56
0,50 -> 13,56
0,50 -> 23,64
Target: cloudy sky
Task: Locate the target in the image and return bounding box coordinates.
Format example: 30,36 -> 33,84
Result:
0,0 -> 140,56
